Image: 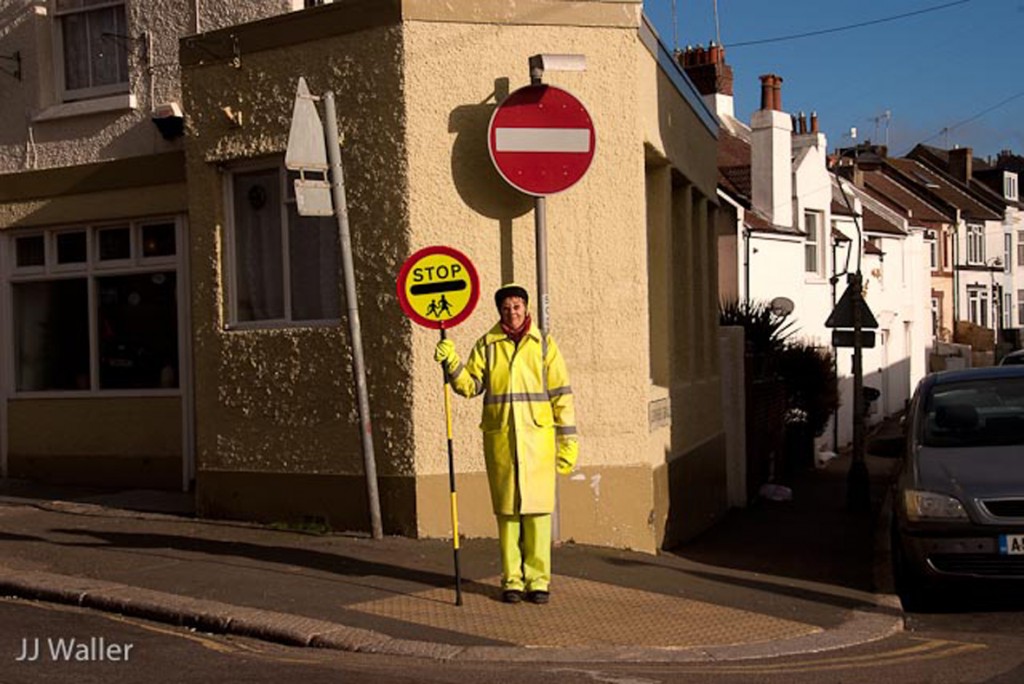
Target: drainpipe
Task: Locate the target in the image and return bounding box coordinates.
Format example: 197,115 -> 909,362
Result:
952,214 -> 961,328
743,225 -> 751,305
831,236 -> 840,452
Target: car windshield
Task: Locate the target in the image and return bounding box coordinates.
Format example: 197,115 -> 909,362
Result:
922,377 -> 1024,448
1000,353 -> 1024,366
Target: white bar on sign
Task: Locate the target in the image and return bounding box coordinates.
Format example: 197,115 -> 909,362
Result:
495,127 -> 591,153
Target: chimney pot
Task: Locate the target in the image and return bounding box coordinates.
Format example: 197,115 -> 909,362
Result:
708,42 -> 722,64
759,74 -> 774,110
810,111 -> 819,133
798,111 -> 807,134
773,75 -> 783,111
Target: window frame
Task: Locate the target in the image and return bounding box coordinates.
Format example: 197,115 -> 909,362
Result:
1006,172 -> 1019,202
224,160 -> 341,330
966,223 -> 985,265
967,286 -> 988,328
52,0 -> 131,103
3,217 -> 185,398
803,209 -> 824,276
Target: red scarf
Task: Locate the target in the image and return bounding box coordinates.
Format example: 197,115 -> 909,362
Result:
501,313 -> 532,345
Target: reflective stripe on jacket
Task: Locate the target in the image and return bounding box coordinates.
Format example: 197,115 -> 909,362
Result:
448,322 -> 576,515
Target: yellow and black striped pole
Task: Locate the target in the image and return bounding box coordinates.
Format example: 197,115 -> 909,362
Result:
440,325 -> 463,606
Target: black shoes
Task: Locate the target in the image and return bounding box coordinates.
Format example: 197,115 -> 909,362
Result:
503,589 -> 550,604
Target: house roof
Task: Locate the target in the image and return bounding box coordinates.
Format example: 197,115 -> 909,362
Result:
863,206 -> 904,235
831,198 -> 857,216
718,131 -> 752,204
910,144 -> 1006,212
887,158 -> 1002,222
830,177 -> 906,236
861,170 -> 951,224
743,208 -> 802,235
831,227 -> 851,242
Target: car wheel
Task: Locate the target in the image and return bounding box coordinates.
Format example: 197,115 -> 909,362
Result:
892,525 -> 935,612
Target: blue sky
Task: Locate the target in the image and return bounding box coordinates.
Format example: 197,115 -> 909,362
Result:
644,0 -> 1023,161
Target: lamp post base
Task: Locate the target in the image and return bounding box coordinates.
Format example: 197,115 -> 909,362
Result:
846,459 -> 871,512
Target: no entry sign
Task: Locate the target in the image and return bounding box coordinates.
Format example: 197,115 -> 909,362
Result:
488,84 -> 595,196
397,246 -> 480,329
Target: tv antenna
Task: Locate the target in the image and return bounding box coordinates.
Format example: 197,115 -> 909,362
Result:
868,110 -> 892,146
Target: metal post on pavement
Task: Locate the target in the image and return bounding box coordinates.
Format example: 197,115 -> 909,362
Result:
529,58 -> 557,542
439,325 -> 463,606
848,270 -> 870,511
323,91 -> 383,540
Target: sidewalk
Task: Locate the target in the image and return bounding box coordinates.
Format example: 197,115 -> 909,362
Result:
0,454 -> 902,663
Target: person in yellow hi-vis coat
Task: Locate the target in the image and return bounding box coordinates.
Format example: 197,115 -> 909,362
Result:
435,283 -> 578,604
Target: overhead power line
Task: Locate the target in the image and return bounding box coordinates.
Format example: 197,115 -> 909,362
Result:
726,0 -> 973,48
898,89 -> 1024,155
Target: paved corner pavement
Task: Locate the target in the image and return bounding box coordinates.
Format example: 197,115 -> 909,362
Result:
0,452 -> 902,663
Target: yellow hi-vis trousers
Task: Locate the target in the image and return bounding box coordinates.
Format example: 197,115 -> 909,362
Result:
496,513 -> 551,592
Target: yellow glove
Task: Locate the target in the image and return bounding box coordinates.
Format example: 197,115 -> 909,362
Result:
556,439 -> 578,475
434,339 -> 459,371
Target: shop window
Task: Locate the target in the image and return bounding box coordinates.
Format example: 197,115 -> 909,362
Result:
228,165 -> 340,325
54,0 -> 129,101
15,235 -> 45,268
13,279 -> 90,391
142,222 -> 176,258
6,219 -> 181,394
98,226 -> 131,261
98,273 -> 178,389
56,230 -> 87,264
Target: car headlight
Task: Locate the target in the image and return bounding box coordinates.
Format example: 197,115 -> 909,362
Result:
903,490 -> 968,521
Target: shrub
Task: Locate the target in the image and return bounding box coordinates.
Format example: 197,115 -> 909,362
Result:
719,299 -> 798,356
776,343 -> 839,437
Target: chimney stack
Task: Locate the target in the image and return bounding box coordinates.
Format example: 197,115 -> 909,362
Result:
751,74 -> 793,227
680,41 -> 734,119
680,42 -> 733,97
949,147 -> 973,183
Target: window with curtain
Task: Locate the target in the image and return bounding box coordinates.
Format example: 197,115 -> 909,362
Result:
54,0 -> 129,101
229,165 -> 340,325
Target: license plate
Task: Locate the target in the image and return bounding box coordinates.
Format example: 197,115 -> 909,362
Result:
999,534 -> 1024,555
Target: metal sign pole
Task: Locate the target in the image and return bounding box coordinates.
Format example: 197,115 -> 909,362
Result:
847,271 -> 869,511
534,194 -> 560,542
323,91 -> 383,540
439,325 -> 463,606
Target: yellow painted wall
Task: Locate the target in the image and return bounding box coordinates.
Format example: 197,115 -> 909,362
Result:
181,17 -> 415,489
180,0 -> 723,550
9,397 -> 181,456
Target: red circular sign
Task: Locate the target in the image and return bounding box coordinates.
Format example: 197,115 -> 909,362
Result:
396,245 -> 480,329
488,84 -> 596,197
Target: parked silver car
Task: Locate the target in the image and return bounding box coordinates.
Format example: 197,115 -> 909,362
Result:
891,365 -> 1024,610
999,349 -> 1024,366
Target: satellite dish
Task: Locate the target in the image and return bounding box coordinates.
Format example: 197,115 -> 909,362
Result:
770,296 -> 795,316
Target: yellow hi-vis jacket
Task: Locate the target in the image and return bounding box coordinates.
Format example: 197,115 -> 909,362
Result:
448,322 -> 577,515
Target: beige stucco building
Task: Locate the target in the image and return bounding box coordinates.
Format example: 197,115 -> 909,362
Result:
1,0 -> 724,553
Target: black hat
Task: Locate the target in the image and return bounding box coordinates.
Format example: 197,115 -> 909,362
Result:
494,283 -> 529,310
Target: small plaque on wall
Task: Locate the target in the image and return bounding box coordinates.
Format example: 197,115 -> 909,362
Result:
649,397 -> 671,431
